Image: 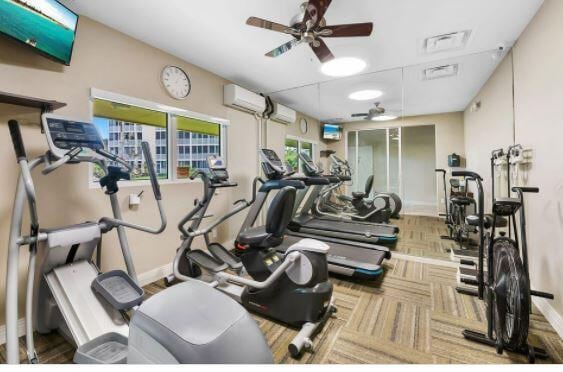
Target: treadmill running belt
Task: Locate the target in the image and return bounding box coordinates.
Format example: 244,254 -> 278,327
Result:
293,216 -> 397,238
279,235 -> 386,279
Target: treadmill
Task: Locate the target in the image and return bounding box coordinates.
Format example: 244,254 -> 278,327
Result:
289,152 -> 399,246
236,149 -> 390,279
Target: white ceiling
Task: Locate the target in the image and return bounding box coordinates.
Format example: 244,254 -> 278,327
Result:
62,0 -> 544,120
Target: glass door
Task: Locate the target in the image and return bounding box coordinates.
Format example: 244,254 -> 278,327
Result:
347,128 -> 401,195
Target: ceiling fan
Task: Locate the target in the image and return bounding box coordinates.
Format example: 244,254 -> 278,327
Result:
351,102 -> 394,121
246,0 -> 374,63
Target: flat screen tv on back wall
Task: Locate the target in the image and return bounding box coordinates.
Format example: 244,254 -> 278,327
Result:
322,124 -> 342,141
0,0 -> 79,65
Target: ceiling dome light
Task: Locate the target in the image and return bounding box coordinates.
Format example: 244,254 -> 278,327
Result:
349,90 -> 383,101
372,115 -> 398,122
321,57 -> 367,77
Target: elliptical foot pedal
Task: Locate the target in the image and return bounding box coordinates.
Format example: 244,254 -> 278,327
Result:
74,332 -> 128,364
208,243 -> 243,271
186,249 -> 228,273
92,270 -> 144,310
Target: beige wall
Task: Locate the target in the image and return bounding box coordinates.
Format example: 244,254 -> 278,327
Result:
463,0 -> 563,328
0,17 -> 316,325
327,112 -> 465,213
463,53 -> 515,211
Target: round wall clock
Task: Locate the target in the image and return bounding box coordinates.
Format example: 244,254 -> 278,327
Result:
299,117 -> 308,134
161,65 -> 191,100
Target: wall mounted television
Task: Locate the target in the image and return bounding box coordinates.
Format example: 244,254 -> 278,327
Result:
322,123 -> 342,141
0,0 -> 79,65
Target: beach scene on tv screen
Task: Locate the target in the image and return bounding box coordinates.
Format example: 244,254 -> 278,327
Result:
0,0 -> 78,64
324,125 -> 341,140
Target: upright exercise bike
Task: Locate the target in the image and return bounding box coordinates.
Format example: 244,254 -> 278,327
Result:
452,170 -> 554,363
169,155 -> 336,358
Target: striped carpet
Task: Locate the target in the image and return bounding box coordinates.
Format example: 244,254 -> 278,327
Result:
393,215 -> 456,260
2,216 -> 561,364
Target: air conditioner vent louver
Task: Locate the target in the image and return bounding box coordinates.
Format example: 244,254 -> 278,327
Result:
423,30 -> 471,54
223,84 -> 266,114
423,64 -> 459,81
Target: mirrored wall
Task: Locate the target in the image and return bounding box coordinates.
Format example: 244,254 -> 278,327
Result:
269,49 -> 515,260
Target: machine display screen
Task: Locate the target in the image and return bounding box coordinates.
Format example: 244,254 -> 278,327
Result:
300,151 -> 314,164
208,156 -> 225,169
262,149 -> 282,165
46,117 -> 105,151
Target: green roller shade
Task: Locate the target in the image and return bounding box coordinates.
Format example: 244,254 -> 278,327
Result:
176,116 -> 220,136
93,99 -> 167,128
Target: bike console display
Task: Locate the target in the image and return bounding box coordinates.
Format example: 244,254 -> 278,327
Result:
42,114 -> 105,160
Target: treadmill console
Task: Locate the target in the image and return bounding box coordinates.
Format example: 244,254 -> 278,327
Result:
259,149 -> 287,177
42,114 -> 105,160
299,151 -> 321,175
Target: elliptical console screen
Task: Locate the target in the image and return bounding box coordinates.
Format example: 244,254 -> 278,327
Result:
42,115 -> 105,159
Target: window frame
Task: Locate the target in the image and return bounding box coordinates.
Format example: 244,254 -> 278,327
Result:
89,88 -> 229,188
285,135 -> 317,172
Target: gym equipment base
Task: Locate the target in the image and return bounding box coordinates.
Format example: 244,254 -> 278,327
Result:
462,330 -> 549,362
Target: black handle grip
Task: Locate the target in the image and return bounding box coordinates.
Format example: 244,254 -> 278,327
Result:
141,142 -> 161,201
452,170 -> 483,181
512,186 -> 539,194
435,169 -> 446,173
8,120 -> 27,161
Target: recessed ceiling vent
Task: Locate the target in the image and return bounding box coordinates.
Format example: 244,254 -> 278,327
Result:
423,64 -> 459,81
423,30 -> 471,54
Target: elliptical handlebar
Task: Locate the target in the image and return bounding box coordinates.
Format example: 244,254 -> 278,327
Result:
141,142 -> 162,201
99,143 -> 167,235
42,147 -> 83,175
95,148 -> 133,172
8,120 -> 27,162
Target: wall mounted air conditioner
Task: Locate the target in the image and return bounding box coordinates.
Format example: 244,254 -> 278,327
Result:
223,84 -> 266,114
270,102 -> 297,124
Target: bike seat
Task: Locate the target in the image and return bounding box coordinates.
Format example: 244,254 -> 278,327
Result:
465,214 -> 507,229
451,196 -> 474,206
237,226 -> 282,249
352,192 -> 366,199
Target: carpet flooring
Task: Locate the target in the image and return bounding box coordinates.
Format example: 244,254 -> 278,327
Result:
2,216 -> 561,364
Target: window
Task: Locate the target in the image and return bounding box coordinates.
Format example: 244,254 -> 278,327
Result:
176,115 -> 221,179
92,99 -> 168,181
90,89 -> 227,185
285,137 -> 316,172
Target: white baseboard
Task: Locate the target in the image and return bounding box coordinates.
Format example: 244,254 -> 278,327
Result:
533,297 -> 563,339
137,262 -> 173,287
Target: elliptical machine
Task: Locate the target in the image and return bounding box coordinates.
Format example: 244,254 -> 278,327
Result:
169,155 -> 336,358
452,170 -> 554,363
329,154 -> 402,220
4,115 -> 272,364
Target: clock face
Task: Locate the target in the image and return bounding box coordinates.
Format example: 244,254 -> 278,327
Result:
300,118 -> 308,134
161,66 -> 191,100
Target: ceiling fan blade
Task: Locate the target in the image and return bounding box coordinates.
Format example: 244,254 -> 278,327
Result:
246,16 -> 293,34
265,38 -> 304,58
351,113 -> 369,117
320,23 -> 374,38
302,0 -> 332,31
310,38 -> 334,63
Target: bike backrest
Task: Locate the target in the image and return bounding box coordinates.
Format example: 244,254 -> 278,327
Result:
266,187 -> 296,237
